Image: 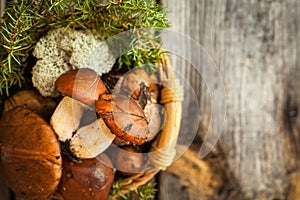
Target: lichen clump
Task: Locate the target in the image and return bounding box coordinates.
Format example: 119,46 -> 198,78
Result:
32,28 -> 115,97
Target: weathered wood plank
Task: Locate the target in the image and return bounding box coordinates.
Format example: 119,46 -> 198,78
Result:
159,146 -> 223,200
159,173 -> 190,200
284,0 -> 300,194
161,0 -> 300,199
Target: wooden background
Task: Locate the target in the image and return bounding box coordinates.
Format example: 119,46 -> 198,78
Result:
159,0 -> 300,200
1,0 -> 300,200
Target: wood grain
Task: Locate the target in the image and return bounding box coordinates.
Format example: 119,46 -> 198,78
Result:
161,0 -> 300,199
159,146 -> 223,200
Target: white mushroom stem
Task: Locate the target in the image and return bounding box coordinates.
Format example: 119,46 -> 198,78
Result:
50,96 -> 88,142
70,118 -> 116,159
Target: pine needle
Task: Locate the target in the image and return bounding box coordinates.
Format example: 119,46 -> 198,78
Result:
0,0 -> 169,99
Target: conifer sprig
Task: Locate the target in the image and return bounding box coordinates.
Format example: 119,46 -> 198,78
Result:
0,0 -> 170,97
109,180 -> 157,200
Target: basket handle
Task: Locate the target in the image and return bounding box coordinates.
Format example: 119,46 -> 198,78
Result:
149,55 -> 184,170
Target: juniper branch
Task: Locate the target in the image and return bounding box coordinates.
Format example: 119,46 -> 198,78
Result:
0,0 -> 169,98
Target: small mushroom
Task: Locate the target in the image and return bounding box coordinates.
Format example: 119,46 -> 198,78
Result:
114,146 -> 145,176
0,107 -> 62,200
70,118 -> 115,158
50,96 -> 88,142
95,94 -> 163,146
96,94 -> 149,145
114,69 -> 164,142
55,68 -> 106,107
120,68 -> 159,102
143,103 -> 165,142
58,154 -> 114,200
3,90 -> 56,120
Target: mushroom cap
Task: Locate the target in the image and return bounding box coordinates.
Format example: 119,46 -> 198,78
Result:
58,154 -> 114,200
120,69 -> 159,102
143,103 -> 165,142
96,94 -> 149,145
114,146 -> 145,176
55,68 -> 106,107
0,107 -> 62,200
3,90 -> 56,121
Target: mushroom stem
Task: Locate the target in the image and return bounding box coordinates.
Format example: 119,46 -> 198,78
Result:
70,118 -> 116,159
50,97 -> 88,142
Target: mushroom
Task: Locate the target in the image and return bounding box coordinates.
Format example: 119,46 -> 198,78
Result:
70,118 -> 115,158
96,94 -> 149,145
50,96 -> 88,142
3,90 -> 56,120
114,146 -> 145,176
55,68 -> 106,107
0,107 -> 62,200
120,69 -> 159,102
115,68 -> 164,142
143,103 -> 165,142
112,136 -> 131,146
79,109 -> 99,127
58,154 -> 114,200
51,96 -> 115,158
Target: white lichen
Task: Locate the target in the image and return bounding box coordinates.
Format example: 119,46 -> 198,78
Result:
60,29 -> 115,75
32,28 -> 115,97
32,59 -> 72,97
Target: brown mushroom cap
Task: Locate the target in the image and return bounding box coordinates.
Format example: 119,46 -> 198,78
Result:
143,103 -> 165,142
3,90 -> 56,120
120,69 -> 159,102
0,107 -> 62,200
96,94 -> 149,145
58,154 -> 114,200
55,68 -> 106,107
114,146 -> 145,176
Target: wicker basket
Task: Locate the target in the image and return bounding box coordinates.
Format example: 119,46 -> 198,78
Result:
111,54 -> 184,197
50,54 -> 183,200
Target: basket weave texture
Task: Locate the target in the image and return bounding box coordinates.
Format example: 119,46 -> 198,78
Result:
51,54 -> 184,199
113,54 -> 184,197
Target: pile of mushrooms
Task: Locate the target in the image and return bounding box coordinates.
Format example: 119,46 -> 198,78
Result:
0,67 -> 164,200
